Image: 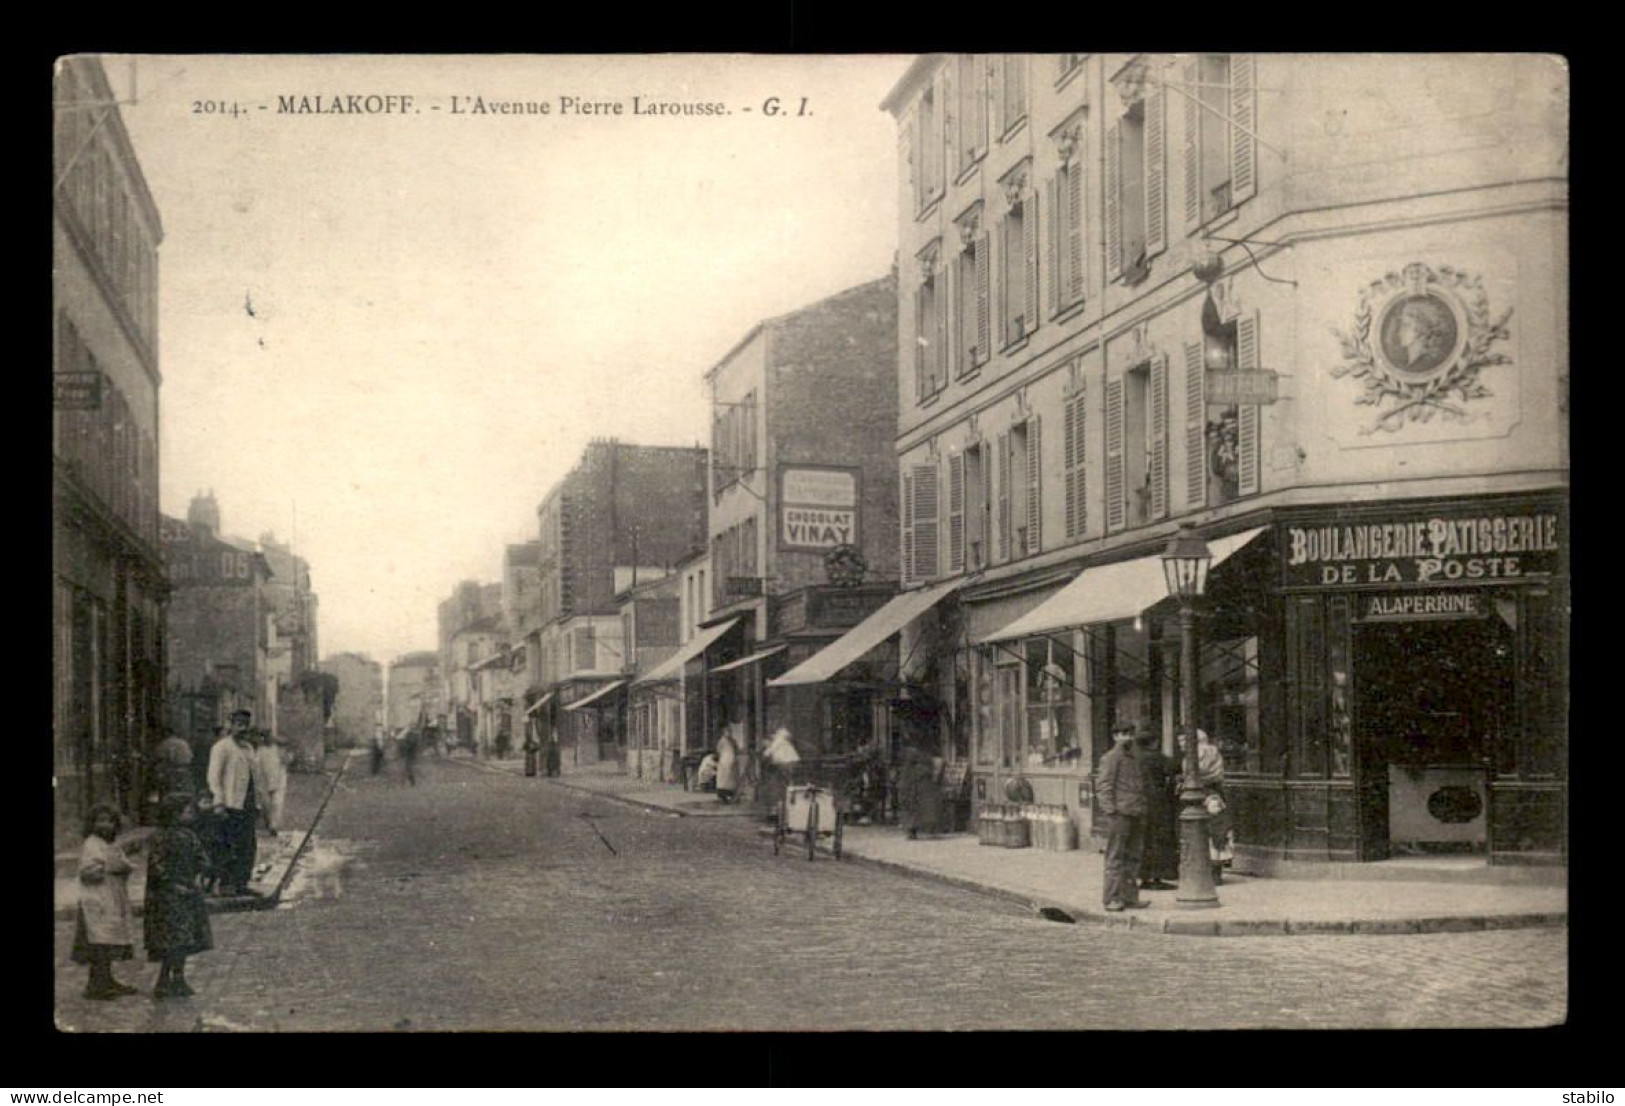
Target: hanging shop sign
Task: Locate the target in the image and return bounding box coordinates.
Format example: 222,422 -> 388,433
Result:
779,464 -> 861,551
1282,504 -> 1563,589
1206,369 -> 1279,405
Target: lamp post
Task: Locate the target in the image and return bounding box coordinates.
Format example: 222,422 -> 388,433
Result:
1162,522 -> 1219,908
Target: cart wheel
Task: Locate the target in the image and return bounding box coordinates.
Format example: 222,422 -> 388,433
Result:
806,799 -> 819,861
833,813 -> 843,860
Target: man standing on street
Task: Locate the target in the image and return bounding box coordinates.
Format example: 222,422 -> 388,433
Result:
254,729 -> 288,835
206,710 -> 263,897
1095,723 -> 1150,912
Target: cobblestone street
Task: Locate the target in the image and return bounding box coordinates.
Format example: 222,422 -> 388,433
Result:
54,754 -> 1567,1032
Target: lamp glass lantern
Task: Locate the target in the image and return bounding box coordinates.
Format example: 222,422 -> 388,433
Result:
1161,525 -> 1213,600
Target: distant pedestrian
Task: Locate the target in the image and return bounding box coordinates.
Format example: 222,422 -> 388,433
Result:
145,794 -> 213,999
523,729 -> 540,777
715,729 -> 743,804
254,731 -> 288,835
153,732 -> 194,803
1095,724 -> 1149,912
371,728 -> 387,775
898,745 -> 945,840
495,727 -> 512,761
545,737 -> 562,777
695,750 -> 719,792
399,727 -> 420,786
762,727 -> 802,813
71,803 -> 142,1000
206,711 -> 262,897
1137,730 -> 1179,891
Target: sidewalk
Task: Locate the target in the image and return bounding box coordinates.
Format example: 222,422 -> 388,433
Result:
54,753 -> 351,921
468,755 -> 760,818
531,767 -> 1567,937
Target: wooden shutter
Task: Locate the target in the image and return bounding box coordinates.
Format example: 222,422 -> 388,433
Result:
1183,60 -> 1201,229
997,431 -> 1012,561
901,466 -> 915,586
935,267 -> 949,393
1045,176 -> 1060,319
1144,88 -> 1167,259
957,247 -> 974,375
948,451 -> 966,574
942,61 -> 957,180
1230,53 -> 1257,206
1065,159 -> 1086,306
975,232 -> 991,366
913,284 -> 926,401
907,113 -> 919,211
975,57 -> 988,153
1105,378 -> 1126,533
998,216 -> 1012,349
913,462 -> 940,581
1237,311 -> 1261,496
1025,415 -> 1042,556
1184,339 -> 1207,509
1105,122 -> 1122,280
1150,353 -> 1169,520
1024,191 -> 1039,337
1064,385 -> 1087,539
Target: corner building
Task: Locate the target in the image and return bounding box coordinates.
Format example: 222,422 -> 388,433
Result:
879,54 -> 1566,865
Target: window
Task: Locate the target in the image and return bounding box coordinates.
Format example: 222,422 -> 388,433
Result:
1107,355 -> 1168,531
965,441 -> 989,570
974,647 -> 997,765
1182,53 -> 1257,230
1024,635 -> 1077,766
954,54 -> 987,175
995,55 -> 1028,137
1056,54 -> 1087,84
915,244 -> 946,401
998,171 -> 1038,347
1185,307 -> 1262,509
996,418 -> 1041,561
953,209 -> 990,376
1106,80 -> 1167,282
1199,636 -> 1262,774
712,390 -> 757,496
1046,123 -> 1088,317
911,74 -> 946,213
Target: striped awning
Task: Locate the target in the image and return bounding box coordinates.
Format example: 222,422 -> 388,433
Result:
769,579 -> 961,688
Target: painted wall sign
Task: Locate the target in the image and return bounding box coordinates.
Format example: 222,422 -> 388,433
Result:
1356,591 -> 1485,623
54,372 -> 104,410
1282,506 -> 1562,589
779,464 -> 862,551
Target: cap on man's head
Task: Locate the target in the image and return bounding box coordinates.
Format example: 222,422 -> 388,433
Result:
231,710 -> 252,723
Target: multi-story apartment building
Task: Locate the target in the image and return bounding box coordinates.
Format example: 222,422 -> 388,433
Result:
617,573 -> 682,781
858,53 -> 1565,866
438,580 -> 502,743
321,651 -> 384,746
161,501 -> 274,772
53,56 -> 167,840
386,651 -> 441,732
259,533 -> 320,680
530,440 -> 708,766
697,277 -> 903,778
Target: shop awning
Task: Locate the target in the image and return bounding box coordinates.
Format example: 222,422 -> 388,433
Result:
632,617 -> 741,686
768,579 -> 962,688
523,693 -> 554,717
709,645 -> 787,674
561,680 -> 626,712
980,527 -> 1269,644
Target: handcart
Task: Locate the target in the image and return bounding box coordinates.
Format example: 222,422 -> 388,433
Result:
773,782 -> 843,861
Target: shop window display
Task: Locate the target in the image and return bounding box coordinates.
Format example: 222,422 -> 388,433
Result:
1199,635 -> 1262,774
974,647 -> 997,765
1023,635 -> 1077,767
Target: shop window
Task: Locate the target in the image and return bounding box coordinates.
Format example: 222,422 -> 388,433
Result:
1109,619 -> 1154,736
951,650 -> 973,762
997,659 -> 1023,770
1024,635 -> 1077,767
1326,596 -> 1352,778
1519,588 -> 1565,779
1199,635 -> 1262,775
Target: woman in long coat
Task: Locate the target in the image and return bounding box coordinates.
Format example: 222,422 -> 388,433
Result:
898,746 -> 945,840
71,803 -> 141,999
1136,732 -> 1180,889
144,794 -> 214,997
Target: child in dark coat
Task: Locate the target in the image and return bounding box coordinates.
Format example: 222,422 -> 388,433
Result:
144,794 -> 214,998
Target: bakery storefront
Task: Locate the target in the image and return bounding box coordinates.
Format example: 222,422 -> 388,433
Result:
1239,493 -> 1568,866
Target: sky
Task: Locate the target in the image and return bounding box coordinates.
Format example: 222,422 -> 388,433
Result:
103,54 -> 908,666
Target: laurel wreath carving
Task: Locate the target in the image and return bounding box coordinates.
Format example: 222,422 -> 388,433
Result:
1331,263 -> 1513,434
824,543 -> 867,588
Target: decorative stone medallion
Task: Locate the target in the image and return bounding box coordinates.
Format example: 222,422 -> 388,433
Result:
1331,262 -> 1513,434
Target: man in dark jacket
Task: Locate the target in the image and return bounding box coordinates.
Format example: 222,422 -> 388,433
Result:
1095,724 -> 1150,911
1137,731 -> 1180,890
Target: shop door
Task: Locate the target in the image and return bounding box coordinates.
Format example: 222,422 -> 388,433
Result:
1353,614 -> 1515,859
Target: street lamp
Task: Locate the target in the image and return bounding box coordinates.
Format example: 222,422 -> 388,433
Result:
1161,522 -> 1218,908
